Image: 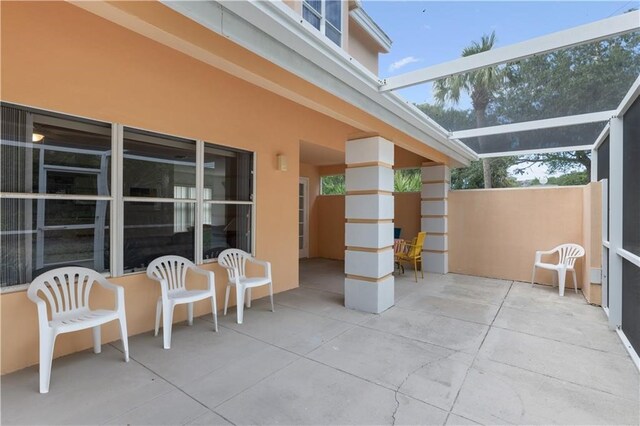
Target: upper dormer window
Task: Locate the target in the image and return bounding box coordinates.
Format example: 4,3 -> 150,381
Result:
302,0 -> 342,46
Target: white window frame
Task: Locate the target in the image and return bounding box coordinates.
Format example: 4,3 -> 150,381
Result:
0,104 -> 256,290
302,0 -> 343,47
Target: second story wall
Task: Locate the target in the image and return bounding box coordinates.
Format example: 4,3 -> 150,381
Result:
347,22 -> 380,75
283,0 -> 391,76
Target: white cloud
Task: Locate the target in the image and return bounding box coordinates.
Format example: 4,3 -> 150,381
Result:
388,56 -> 420,72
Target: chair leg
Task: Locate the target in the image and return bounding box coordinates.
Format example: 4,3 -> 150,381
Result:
211,295 -> 218,332
413,258 -> 418,282
154,298 -> 162,336
162,302 -> 174,349
224,285 -> 230,316
39,331 -> 55,393
558,269 -> 566,297
187,302 -> 194,326
572,269 -> 578,294
269,282 -> 275,312
92,325 -> 101,354
236,286 -> 245,325
118,312 -> 130,362
246,288 -> 252,308
420,257 -> 424,279
530,265 -> 536,287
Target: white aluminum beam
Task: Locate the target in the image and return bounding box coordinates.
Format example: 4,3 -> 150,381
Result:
616,74 -> 640,116
476,144 -> 593,158
450,111 -> 614,140
608,117 -> 623,330
381,11 -> 640,91
593,123 -> 611,150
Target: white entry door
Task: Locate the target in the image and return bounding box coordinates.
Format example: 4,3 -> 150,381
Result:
299,177 -> 309,258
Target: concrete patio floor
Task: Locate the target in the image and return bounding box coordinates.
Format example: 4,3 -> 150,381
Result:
2,258 -> 638,425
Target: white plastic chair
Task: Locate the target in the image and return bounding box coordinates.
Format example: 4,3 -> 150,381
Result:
218,249 -> 274,324
27,267 -> 129,393
146,256 -> 218,349
531,243 -> 585,296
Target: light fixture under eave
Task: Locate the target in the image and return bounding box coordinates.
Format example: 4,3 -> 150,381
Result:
32,133 -> 45,142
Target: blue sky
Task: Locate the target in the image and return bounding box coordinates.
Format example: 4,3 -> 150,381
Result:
362,1 -> 638,105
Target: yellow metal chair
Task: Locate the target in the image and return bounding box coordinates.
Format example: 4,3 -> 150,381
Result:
395,232 -> 426,282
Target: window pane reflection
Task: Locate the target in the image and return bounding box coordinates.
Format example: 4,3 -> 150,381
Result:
203,145 -> 252,201
203,204 -> 251,259
123,202 -> 194,272
123,129 -> 196,199
1,198 -> 110,286
1,106 -> 111,195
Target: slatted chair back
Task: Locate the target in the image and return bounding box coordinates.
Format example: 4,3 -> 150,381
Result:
407,232 -> 427,258
27,267 -> 102,320
147,256 -> 194,292
556,244 -> 585,269
218,249 -> 250,282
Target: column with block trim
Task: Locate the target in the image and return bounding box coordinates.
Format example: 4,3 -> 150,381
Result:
344,137 -> 395,313
421,163 -> 449,274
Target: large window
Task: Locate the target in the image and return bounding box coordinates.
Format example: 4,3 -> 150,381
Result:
1,105 -> 112,286
302,0 -> 342,46
0,104 -> 255,287
202,145 -> 253,259
122,129 -> 197,272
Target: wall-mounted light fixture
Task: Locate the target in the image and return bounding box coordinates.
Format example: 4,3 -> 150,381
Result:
32,133 -> 45,142
277,154 -> 287,171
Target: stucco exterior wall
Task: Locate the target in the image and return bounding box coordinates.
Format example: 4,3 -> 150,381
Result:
448,186 -> 585,285
300,162 -> 321,258
347,23 -> 380,75
581,182 -> 603,304
0,1 -> 361,374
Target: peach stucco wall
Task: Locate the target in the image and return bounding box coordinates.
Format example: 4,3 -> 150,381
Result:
0,1 -> 363,374
315,192 -> 422,260
347,23 -> 380,75
448,186 -> 585,285
300,162 -> 321,258
581,182 -> 602,304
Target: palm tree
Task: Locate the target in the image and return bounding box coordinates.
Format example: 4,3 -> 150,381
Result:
433,31 -> 506,188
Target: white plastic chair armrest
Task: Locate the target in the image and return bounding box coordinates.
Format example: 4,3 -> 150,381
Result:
249,258 -> 272,280
94,277 -> 125,311
535,248 -> 558,263
32,298 -> 51,329
188,265 -> 216,292
146,274 -> 169,296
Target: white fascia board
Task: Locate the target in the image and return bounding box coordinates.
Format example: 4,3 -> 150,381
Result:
450,110 -> 615,139
615,74 -> 640,116
381,10 -> 640,92
161,0 -> 476,164
477,144 -> 593,159
349,7 -> 392,53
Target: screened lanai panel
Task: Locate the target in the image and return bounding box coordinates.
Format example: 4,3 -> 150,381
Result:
426,32 -> 640,134
457,121 -> 607,155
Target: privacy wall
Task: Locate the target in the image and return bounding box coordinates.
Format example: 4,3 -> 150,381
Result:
448,186 -> 587,286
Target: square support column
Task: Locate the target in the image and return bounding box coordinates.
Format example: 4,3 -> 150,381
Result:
344,137 -> 394,313
421,163 -> 449,274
